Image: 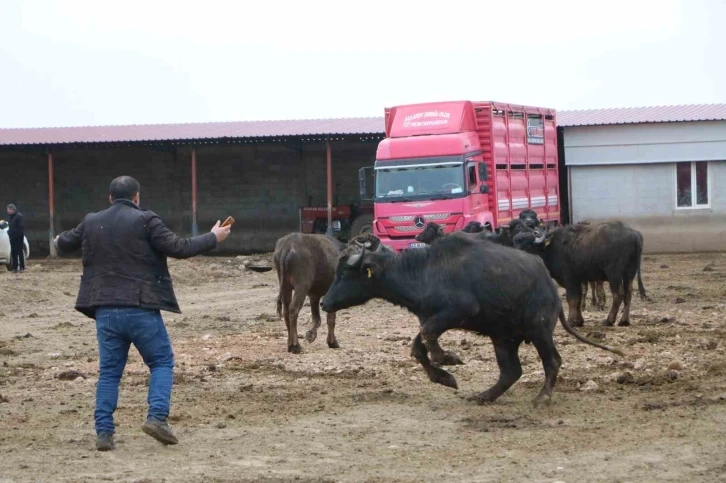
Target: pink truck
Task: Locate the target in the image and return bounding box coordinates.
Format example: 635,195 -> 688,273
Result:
366,100 -> 561,252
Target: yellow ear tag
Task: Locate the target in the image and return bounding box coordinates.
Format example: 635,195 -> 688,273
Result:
545,239 -> 551,247
366,268 -> 372,278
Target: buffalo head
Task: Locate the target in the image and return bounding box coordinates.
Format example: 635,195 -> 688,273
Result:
495,218 -> 535,246
415,222 -> 445,244
321,235 -> 392,313
518,209 -> 540,229
513,228 -> 548,253
348,233 -> 394,253
462,221 -> 484,233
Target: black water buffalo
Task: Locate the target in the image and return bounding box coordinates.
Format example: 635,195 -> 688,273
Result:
414,221 -> 496,245
460,219 -> 532,246
415,219 -> 532,247
462,208 -> 543,234
320,234 -> 623,406
513,221 -> 648,328
518,209 -> 541,229
569,221 -> 607,311
464,219 -> 608,312
414,221 -> 448,244
273,232 -> 344,353
418,217 -> 607,312
418,218 -> 611,310
462,221 -> 485,233
480,219 -> 533,246
462,221 -> 494,233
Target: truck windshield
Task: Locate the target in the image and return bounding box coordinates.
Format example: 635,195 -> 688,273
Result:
374,160 -> 466,202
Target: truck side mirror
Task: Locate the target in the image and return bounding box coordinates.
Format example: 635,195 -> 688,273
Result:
478,163 -> 488,181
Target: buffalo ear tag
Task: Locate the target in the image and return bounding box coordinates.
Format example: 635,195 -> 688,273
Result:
545,239 -> 551,247
366,268 -> 372,278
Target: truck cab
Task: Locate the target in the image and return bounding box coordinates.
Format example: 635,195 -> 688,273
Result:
370,101 -> 560,251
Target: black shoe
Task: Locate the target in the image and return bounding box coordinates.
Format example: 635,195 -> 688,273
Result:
96,432 -> 115,451
142,418 -> 178,445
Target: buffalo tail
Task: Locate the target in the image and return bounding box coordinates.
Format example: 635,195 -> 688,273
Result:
558,308 -> 625,357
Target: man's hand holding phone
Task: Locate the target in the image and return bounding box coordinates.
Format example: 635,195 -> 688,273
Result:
211,217 -> 233,243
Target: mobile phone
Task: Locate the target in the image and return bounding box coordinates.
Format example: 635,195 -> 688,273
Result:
221,216 -> 235,228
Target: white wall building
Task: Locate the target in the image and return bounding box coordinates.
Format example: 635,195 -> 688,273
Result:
560,105 -> 726,253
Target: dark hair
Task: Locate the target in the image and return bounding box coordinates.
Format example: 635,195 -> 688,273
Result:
109,176 -> 140,201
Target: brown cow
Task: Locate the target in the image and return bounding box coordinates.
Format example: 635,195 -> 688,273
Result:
273,232 -> 343,353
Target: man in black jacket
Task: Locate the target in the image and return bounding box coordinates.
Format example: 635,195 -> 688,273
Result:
6,204 -> 25,273
54,176 -> 231,451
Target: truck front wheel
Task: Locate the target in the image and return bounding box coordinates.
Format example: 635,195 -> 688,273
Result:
349,214 -> 374,238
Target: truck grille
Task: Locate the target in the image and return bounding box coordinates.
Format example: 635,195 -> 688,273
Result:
422,213 -> 450,220
389,213 -> 451,222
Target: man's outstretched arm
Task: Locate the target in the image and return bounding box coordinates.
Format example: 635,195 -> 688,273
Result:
55,216 -> 87,254
147,215 -> 228,259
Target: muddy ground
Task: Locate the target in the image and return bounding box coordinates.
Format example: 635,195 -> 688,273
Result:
1,252 -> 726,483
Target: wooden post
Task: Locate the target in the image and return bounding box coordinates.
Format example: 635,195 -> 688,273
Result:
191,148 -> 198,237
48,151 -> 57,257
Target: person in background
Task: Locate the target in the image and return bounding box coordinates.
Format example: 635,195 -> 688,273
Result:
6,203 -> 25,273
53,176 -> 231,451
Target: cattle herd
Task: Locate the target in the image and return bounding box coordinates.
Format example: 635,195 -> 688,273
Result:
273,211 -> 648,406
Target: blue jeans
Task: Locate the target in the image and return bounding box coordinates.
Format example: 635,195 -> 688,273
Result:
94,306 -> 175,435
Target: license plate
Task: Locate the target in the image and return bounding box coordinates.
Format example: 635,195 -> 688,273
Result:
408,242 -> 427,249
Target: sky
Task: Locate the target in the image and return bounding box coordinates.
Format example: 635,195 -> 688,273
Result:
1,0 -> 724,128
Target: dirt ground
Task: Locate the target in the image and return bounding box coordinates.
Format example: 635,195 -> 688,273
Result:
1,251 -> 726,483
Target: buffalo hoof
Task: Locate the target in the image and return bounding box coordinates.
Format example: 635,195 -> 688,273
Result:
304,330 -> 318,343
431,369 -> 458,389
433,351 -> 464,366
574,319 -> 585,328
468,390 -> 500,405
288,344 -> 302,354
533,393 -> 553,407
617,319 -> 631,327
327,340 -> 340,349
601,319 -> 615,327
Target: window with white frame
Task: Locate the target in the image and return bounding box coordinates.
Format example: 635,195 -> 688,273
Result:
676,161 -> 709,208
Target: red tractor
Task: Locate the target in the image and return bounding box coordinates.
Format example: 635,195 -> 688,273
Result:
299,202 -> 374,242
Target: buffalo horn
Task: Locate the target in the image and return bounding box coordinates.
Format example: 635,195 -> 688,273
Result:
353,239 -> 372,249
346,250 -> 363,266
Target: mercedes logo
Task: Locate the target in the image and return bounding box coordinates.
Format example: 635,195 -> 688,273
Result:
413,216 -> 425,228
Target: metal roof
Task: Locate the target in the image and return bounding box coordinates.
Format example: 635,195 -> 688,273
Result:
1,103 -> 725,146
0,117 -> 385,146
557,103 -> 726,127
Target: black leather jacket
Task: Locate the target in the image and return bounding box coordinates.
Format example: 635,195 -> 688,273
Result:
56,199 -> 217,319
8,211 -> 25,240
